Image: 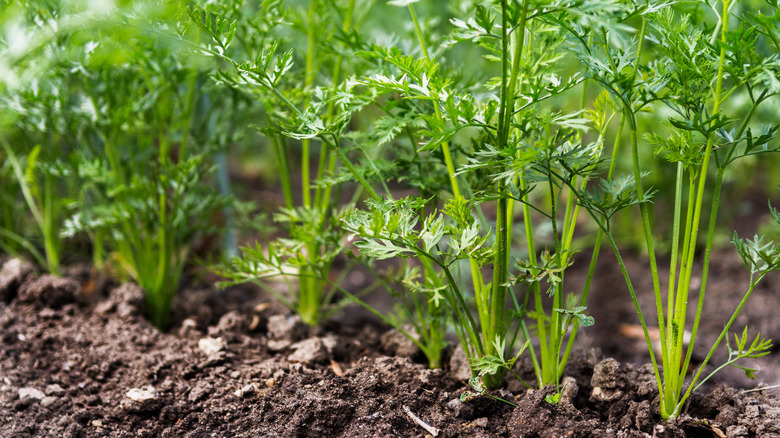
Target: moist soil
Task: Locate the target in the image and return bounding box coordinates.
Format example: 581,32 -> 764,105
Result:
1,250 -> 780,438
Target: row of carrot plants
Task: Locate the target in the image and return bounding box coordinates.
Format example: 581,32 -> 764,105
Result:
2,0 -> 780,420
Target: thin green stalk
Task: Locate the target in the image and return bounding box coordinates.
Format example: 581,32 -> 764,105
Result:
520,319 -> 544,389
623,19 -> 668,364
627,104 -> 675,413
301,0 -> 318,209
265,109 -> 294,208
472,256 -> 490,345
665,162 -> 684,340
546,172 -> 564,386
42,171 -> 60,275
681,92 -> 759,378
661,1 -> 731,417
483,0 -> 529,390
679,168 -> 724,378
664,164 -> 692,404
525,189 -> 549,376
675,0 -> 731,349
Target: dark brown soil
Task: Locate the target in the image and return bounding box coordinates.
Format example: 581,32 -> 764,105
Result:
1,251 -> 779,438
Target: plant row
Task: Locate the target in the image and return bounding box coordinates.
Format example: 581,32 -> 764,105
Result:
2,0 -> 780,420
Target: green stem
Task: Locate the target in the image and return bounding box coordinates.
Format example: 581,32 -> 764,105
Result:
273,133 -> 295,209
43,171 -> 60,275
301,0 -> 318,208
484,0 -> 529,390
622,19 -> 667,353
680,166 -> 724,382
663,1 -> 731,417
680,89 -> 758,375
664,166 -> 691,403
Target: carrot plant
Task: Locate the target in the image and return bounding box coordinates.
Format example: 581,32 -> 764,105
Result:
192,0 -> 460,368
573,0 -> 780,419
344,0 -> 628,394
1,1 -> 236,329
0,3 -> 88,275
70,6 -> 236,329
193,0 -> 397,327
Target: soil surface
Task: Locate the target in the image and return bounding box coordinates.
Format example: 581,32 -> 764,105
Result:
1,250 -> 780,438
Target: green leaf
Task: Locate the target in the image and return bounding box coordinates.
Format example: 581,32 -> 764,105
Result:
420,214 -> 444,252
554,306 -> 595,327
731,232 -> 780,276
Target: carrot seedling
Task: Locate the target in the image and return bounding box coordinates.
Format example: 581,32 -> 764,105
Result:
574,1 -> 780,419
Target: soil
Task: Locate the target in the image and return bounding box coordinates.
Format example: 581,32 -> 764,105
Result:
1,249 -> 780,438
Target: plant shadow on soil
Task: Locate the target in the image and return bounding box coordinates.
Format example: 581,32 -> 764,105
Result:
1,248 -> 780,437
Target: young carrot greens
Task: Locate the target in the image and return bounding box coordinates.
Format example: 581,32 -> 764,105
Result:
573,0 -> 780,419
345,0 -> 622,394
2,2 -> 238,330
200,0 -> 779,406
195,0 -> 392,327
5,0 -> 778,416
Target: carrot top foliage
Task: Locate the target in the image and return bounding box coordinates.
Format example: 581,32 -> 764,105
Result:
2,0 -> 779,415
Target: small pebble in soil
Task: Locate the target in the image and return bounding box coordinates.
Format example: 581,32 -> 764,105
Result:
590,358 -> 624,402
18,387 -> 45,402
209,310 -> 246,340
40,396 -> 59,408
446,398 -> 474,418
198,337 -> 226,356
188,381 -> 211,403
267,314 -> 306,351
0,258 -> 34,302
560,376 -> 579,403
288,337 -> 328,364
120,386 -> 163,416
448,345 -> 473,382
380,326 -> 420,358
45,384 -> 65,396
126,386 -> 157,402
179,318 -> 199,337
234,383 -> 257,398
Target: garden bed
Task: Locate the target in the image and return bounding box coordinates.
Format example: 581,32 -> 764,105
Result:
1,251 -> 779,438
